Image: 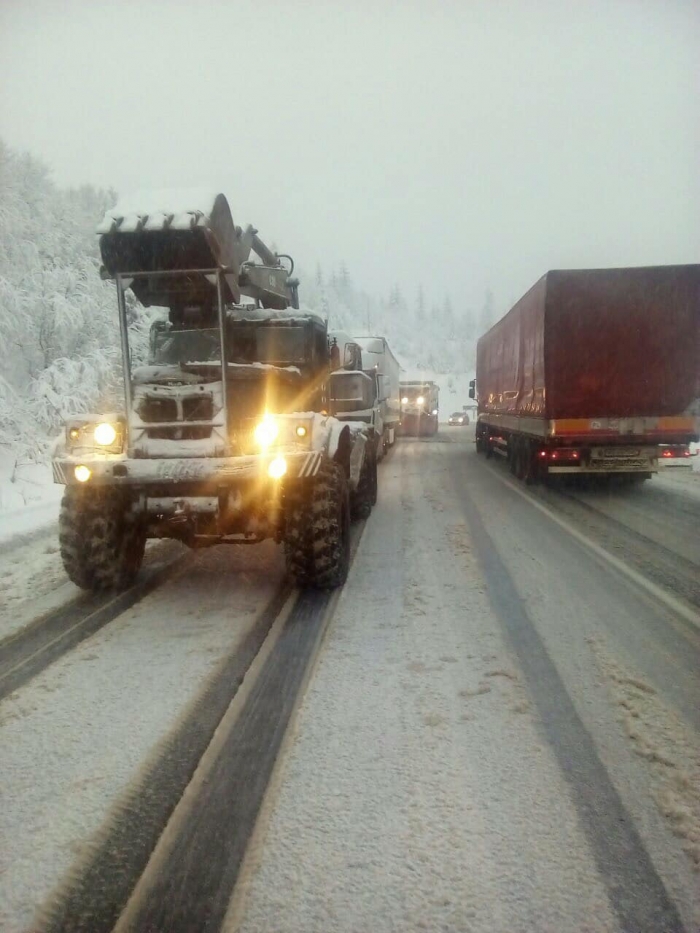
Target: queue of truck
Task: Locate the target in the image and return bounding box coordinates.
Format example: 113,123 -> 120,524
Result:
50,189 -> 698,598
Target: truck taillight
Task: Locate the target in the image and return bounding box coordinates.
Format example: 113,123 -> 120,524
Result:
548,449 -> 580,461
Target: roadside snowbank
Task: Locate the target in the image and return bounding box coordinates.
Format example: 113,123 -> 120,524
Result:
0,452 -> 61,545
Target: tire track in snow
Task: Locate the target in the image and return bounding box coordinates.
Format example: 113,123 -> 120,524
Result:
450,455 -> 686,933
35,524 -> 366,933
0,551 -> 192,701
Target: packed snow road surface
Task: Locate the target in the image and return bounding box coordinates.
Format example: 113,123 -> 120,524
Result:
0,542 -> 288,933
0,429 -> 698,932
234,430 -> 698,933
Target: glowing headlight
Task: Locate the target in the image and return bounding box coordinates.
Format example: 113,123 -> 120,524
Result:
401,397 -> 408,405
295,425 -> 308,438
74,465 -> 92,483
254,416 -> 279,448
417,396 -> 425,405
268,456 -> 287,479
94,422 -> 117,446
433,409 -> 439,415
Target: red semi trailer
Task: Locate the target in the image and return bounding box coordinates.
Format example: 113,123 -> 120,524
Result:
470,265 -> 700,483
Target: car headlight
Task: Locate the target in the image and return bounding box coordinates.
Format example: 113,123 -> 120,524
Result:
94,422 -> 118,446
254,416 -> 279,448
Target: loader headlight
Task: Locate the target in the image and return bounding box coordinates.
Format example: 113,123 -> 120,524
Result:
295,425 -> 308,438
94,422 -> 118,446
401,397 -> 408,405
74,465 -> 92,483
254,415 -> 279,448
268,455 -> 287,479
417,396 -> 425,405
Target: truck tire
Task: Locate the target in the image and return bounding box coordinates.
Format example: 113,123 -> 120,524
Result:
351,448 -> 377,520
59,487 -> 146,592
518,440 -> 536,484
284,461 -> 350,589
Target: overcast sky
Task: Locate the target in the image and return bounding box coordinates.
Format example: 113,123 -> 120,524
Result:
1,0 -> 698,313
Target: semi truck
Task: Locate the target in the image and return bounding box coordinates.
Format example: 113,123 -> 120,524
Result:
398,381 -> 439,436
52,190 -> 374,591
352,336 -> 401,455
470,265 -> 700,483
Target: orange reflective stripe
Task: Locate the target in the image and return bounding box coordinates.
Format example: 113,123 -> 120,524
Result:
656,417 -> 695,431
550,419 -> 591,435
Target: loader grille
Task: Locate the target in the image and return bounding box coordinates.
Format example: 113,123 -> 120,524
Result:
182,396 -> 214,421
137,393 -> 215,441
140,397 -> 177,423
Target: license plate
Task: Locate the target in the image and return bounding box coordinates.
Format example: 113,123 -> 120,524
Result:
588,459 -> 648,471
591,447 -> 641,459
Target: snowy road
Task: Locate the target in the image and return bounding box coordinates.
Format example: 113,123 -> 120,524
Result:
235,430 -> 699,933
1,429 -> 698,932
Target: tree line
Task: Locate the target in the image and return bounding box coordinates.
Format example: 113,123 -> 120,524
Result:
0,138 -> 500,463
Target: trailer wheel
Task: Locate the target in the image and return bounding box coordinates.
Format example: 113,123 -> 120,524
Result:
521,440 -> 537,485
508,439 -> 517,474
59,486 -> 146,592
284,461 -> 350,589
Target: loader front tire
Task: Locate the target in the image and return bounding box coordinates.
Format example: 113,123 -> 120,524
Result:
284,461 -> 350,589
59,486 -> 146,592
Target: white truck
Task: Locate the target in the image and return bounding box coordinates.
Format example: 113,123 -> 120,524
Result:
353,336 -> 401,456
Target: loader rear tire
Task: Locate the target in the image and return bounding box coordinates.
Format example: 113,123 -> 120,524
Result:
59,486 -> 146,592
284,461 -> 350,589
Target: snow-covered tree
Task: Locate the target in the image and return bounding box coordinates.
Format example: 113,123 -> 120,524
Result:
0,139 -> 119,456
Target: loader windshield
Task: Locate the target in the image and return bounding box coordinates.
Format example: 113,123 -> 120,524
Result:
152,327 -> 221,365
255,326 -> 307,365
